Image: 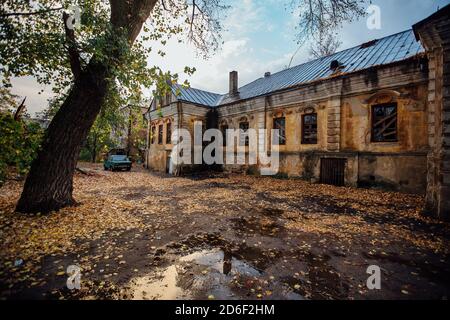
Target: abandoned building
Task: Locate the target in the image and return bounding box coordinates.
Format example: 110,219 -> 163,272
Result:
145,5 -> 450,220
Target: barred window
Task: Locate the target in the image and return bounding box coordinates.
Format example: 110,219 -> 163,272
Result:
302,113 -> 317,144
273,117 -> 286,145
372,103 -> 397,142
239,122 -> 249,146
158,124 -> 163,144
166,122 -> 172,144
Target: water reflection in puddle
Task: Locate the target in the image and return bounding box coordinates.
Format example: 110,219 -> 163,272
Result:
127,248 -> 303,300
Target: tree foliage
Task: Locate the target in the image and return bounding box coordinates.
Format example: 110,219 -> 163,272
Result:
0,0 -> 228,102
0,113 -> 44,185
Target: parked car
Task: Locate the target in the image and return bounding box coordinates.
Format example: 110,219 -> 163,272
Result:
104,155 -> 132,171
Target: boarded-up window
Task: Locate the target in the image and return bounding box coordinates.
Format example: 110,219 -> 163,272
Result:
372,103 -> 397,142
239,122 -> 249,146
166,122 -> 172,144
151,126 -> 155,144
302,113 -> 317,144
158,124 -> 163,144
273,117 -> 286,145
221,125 -> 228,146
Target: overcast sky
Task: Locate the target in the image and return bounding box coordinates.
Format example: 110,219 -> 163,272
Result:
9,0 -> 450,116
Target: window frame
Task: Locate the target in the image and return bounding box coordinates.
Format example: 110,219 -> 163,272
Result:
273,117 -> 286,145
151,126 -> 156,144
158,124 -> 163,145
371,103 -> 398,143
220,124 -> 228,147
166,122 -> 172,144
239,121 -> 249,146
301,113 -> 318,145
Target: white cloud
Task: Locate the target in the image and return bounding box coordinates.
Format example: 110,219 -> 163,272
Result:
9,76 -> 54,117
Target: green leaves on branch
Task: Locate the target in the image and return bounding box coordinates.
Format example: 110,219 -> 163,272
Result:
0,113 -> 44,185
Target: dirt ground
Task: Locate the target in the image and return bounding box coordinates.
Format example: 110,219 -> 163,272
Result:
0,163 -> 449,300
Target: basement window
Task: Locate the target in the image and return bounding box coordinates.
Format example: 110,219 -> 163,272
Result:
166,122 -> 172,144
302,113 -> 317,144
158,124 -> 163,144
239,121 -> 249,146
371,103 -> 398,142
273,117 -> 286,145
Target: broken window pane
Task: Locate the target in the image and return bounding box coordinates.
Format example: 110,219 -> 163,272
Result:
273,117 -> 286,145
372,103 -> 397,142
302,113 -> 318,144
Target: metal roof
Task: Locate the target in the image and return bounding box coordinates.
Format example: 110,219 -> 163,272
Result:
172,29 -> 424,107
171,83 -> 222,107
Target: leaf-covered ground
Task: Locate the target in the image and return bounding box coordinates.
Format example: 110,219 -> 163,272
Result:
0,163 -> 449,300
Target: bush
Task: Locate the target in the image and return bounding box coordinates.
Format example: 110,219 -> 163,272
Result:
0,113 -> 44,185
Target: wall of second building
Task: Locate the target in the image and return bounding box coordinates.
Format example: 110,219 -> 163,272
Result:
147,102 -> 177,172
146,101 -> 211,173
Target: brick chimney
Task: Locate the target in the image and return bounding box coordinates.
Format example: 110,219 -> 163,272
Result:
229,71 -> 238,96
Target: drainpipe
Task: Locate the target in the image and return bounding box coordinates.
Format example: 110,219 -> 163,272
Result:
145,111 -> 150,169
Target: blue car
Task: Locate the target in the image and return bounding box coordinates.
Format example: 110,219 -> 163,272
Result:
104,155 -> 132,171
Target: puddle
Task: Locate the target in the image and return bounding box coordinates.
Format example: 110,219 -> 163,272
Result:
126,247 -> 302,300
129,265 -> 188,300
180,249 -> 261,277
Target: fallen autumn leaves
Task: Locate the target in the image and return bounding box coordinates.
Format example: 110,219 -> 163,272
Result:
0,163 -> 449,299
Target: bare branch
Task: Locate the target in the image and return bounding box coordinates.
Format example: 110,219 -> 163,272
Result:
290,0 -> 367,43
309,31 -> 342,59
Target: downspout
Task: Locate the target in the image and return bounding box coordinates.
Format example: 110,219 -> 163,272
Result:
145,111 -> 150,169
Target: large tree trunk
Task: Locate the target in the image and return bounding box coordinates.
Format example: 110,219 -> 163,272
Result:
16,63 -> 109,213
15,0 -> 158,213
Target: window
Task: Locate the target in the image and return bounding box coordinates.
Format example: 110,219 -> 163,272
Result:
302,113 -> 317,144
239,121 -> 249,146
371,103 -> 397,142
158,124 -> 163,144
221,124 -> 228,146
151,126 -> 155,144
273,117 -> 286,145
165,92 -> 171,105
166,122 -> 172,144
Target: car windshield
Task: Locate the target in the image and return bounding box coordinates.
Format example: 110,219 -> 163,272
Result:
111,155 -> 128,161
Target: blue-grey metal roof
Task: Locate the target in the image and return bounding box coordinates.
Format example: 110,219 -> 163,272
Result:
173,29 -> 424,107
171,83 -> 222,107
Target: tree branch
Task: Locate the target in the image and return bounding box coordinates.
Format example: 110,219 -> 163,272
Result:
62,12 -> 81,80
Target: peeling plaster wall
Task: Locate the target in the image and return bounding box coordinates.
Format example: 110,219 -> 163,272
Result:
216,58 -> 429,193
